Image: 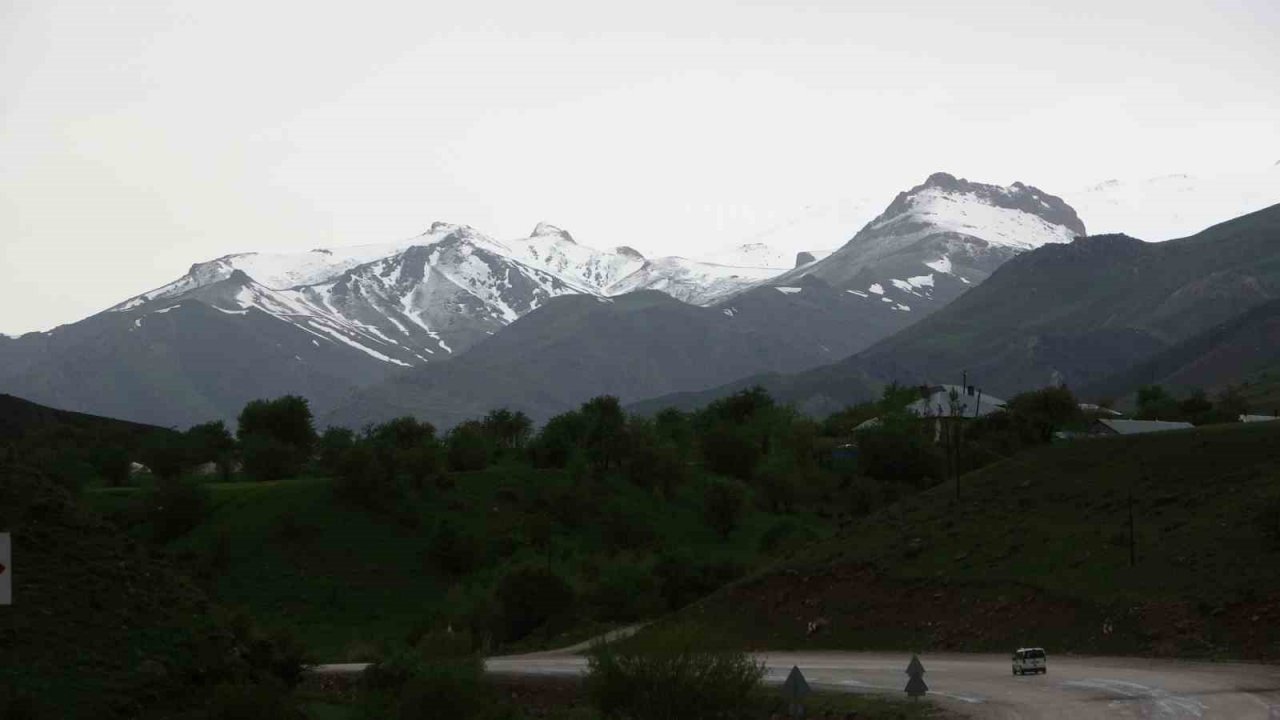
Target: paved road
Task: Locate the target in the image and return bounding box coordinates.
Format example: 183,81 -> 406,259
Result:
315,648 -> 1280,718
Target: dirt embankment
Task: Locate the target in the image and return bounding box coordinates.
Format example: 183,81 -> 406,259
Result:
696,563 -> 1280,661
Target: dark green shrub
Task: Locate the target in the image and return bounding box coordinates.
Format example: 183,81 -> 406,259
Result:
758,518 -> 817,554
654,555 -> 744,612
493,566 -> 576,642
240,435 -> 303,482
89,445 -> 132,487
585,635 -> 763,720
854,415 -> 941,488
147,478 -> 210,543
395,656 -> 487,720
202,681 -> 304,720
1257,497 -> 1280,550
699,425 -> 760,482
601,504 -> 656,553
355,643 -> 490,720
702,479 -> 745,539
589,558 -> 663,622
333,444 -> 399,510
427,520 -> 480,577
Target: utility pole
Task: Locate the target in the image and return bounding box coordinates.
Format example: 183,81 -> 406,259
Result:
1128,486 -> 1136,567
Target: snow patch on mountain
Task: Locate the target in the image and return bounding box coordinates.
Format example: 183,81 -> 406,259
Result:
869,185 -> 1080,251
925,255 -> 953,274
605,257 -> 780,306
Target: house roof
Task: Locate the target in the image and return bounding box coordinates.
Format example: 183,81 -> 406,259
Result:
1079,403 -> 1123,417
907,385 -> 1006,418
1096,419 -> 1195,435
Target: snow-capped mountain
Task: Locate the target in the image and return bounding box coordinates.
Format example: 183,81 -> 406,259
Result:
697,242 -> 834,270
0,171 -> 1093,428
98,221 -> 788,370
771,172 -> 1087,316
1068,163 -> 1280,242
605,256 -> 782,306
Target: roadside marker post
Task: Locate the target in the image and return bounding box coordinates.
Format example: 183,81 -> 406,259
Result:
904,653 -> 928,699
783,665 -> 811,718
1,532 -> 10,605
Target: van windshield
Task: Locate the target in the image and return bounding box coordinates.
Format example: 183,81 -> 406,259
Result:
1025,650 -> 1045,659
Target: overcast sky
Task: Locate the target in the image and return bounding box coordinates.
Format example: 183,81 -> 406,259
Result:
2,0 -> 1278,334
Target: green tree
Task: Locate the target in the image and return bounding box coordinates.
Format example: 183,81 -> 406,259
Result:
367,417 -> 441,485
530,410 -> 586,468
237,396 -> 317,454
480,408 -> 533,449
446,420 -> 492,472
141,431 -> 191,481
88,444 -> 132,487
702,479 -> 745,539
1215,385 -> 1250,422
624,417 -> 688,497
581,396 -> 628,474
187,420 -> 236,480
317,426 -> 355,470
1179,389 -> 1215,425
1136,385 -> 1181,421
236,396 -> 316,479
699,424 -> 760,482
240,435 -> 299,482
704,386 -> 774,425
855,413 -> 941,488
1006,386 -> 1083,442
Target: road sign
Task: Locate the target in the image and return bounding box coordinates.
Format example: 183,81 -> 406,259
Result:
904,653 -> 928,698
783,665 -> 811,718
1,533 -> 10,605
783,665 -> 811,699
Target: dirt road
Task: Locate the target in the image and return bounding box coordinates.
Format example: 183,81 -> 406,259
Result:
482,650 -> 1280,719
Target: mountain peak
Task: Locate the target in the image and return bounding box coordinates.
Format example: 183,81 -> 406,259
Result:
531,222 -> 576,244
614,245 -> 645,260
923,171 -> 961,189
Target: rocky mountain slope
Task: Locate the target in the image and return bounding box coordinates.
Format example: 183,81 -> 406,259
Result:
768,172 -> 1087,317
1081,297 -> 1280,406
634,203 -> 1280,416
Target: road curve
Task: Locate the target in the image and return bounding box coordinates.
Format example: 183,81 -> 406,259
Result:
480,651 -> 1280,719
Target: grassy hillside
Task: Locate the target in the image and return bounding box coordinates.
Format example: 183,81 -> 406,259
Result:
88,464 -> 837,660
653,421 -> 1280,659
0,462 -> 307,719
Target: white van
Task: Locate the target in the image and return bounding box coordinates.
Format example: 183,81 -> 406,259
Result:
1012,647 -> 1047,675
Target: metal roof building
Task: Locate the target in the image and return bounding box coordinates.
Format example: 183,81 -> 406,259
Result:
1092,419 -> 1195,435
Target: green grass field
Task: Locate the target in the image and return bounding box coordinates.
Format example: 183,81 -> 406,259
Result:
87,465 -> 836,660
652,421 -> 1280,659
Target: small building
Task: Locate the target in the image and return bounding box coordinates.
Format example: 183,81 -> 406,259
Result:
1091,419 -> 1195,436
852,385 -> 1006,445
908,384 -> 1006,419
1079,403 -> 1123,417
